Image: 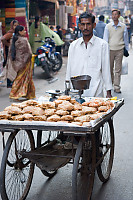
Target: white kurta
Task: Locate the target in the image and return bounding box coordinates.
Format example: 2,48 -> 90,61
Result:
66,35 -> 112,97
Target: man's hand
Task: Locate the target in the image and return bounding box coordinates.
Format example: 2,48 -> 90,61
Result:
106,90 -> 112,98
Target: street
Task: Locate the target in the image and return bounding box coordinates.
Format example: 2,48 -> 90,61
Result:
0,52 -> 133,200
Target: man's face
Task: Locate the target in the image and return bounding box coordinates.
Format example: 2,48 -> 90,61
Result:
112,11 -> 120,21
79,18 -> 96,37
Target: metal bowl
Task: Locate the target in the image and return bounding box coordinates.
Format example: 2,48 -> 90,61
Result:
70,75 -> 91,90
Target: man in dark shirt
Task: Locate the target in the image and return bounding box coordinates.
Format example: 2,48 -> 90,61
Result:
95,15 -> 106,39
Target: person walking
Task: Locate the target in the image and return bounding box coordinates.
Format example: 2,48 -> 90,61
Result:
29,16 -> 64,54
1,20 -> 18,87
103,9 -> 129,93
7,25 -> 35,100
66,12 -> 112,98
124,16 -> 131,44
56,25 -> 63,54
95,15 -> 106,39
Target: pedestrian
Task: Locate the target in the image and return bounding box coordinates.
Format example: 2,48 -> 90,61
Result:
7,25 -> 35,100
73,25 -> 82,39
103,9 -> 129,93
95,15 -> 106,39
66,12 -> 112,98
56,25 -> 63,54
1,20 -> 18,87
29,16 -> 64,54
50,25 -> 54,31
124,16 -> 131,44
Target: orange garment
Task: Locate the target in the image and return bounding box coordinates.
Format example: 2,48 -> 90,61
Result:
9,61 -> 35,100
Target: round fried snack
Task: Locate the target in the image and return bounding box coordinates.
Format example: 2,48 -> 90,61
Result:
73,103 -> 82,110
54,100 -> 64,107
0,111 -> 11,120
71,110 -> 83,117
22,113 -> 33,120
57,101 -> 74,111
57,95 -> 71,101
41,102 -> 55,109
32,107 -> 45,116
7,106 -> 22,115
26,100 -> 38,106
47,114 -> 60,122
56,110 -> 69,116
61,115 -> 73,121
44,109 -> 56,116
33,115 -> 47,121
74,115 -> 90,123
82,106 -> 97,114
11,115 -> 24,121
82,102 -> 90,106
98,106 -> 108,112
22,106 -> 35,114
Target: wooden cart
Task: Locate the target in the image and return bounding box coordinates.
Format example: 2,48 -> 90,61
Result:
0,99 -> 124,200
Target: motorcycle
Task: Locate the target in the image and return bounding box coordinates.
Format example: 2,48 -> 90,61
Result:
34,37 -> 63,79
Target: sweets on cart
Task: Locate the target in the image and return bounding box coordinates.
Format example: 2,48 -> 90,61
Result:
0,96 -> 115,126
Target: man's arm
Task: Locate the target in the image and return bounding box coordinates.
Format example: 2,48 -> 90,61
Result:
103,25 -> 109,42
101,42 -> 113,97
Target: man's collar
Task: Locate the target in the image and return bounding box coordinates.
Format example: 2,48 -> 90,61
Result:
112,21 -> 121,26
80,35 -> 95,45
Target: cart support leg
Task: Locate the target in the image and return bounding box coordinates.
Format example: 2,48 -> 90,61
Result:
2,131 -> 5,150
37,130 -> 42,147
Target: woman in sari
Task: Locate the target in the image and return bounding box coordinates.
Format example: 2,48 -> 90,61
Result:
1,20 -> 18,87
8,25 -> 35,100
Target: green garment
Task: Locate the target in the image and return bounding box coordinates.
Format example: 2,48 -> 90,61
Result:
29,22 -> 64,53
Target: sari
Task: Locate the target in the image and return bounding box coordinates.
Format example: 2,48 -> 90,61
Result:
9,35 -> 35,100
9,61 -> 35,100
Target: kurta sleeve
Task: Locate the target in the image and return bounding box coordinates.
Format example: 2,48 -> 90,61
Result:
103,25 -> 109,43
101,42 -> 112,91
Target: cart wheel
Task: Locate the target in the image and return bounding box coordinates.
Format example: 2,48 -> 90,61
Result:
97,119 -> 114,183
0,130 -> 35,200
37,130 -> 60,148
72,136 -> 96,200
37,130 -> 60,177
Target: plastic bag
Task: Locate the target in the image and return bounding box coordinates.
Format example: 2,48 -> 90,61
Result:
121,58 -> 128,75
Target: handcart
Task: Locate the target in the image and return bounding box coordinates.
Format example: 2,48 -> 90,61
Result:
0,98 -> 124,200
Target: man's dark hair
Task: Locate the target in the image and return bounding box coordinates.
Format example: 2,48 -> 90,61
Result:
11,25 -> 24,61
99,15 -> 104,21
35,16 -> 40,29
79,12 -> 95,24
112,9 -> 121,15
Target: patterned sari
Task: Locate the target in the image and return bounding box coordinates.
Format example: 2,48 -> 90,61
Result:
9,61 -> 35,100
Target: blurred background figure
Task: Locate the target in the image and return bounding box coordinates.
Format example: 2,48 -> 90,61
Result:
73,25 -> 82,40
8,25 -> 35,100
95,15 -> 106,39
1,20 -> 18,88
29,16 -> 64,54
124,16 -> 131,44
50,25 -> 54,31
56,25 -> 62,54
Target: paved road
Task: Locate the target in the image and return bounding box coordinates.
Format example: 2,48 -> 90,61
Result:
0,52 -> 133,200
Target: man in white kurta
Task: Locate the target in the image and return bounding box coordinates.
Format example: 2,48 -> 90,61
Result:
66,12 -> 112,97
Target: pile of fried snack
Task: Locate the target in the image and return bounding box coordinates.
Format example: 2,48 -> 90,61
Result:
0,96 -> 114,127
